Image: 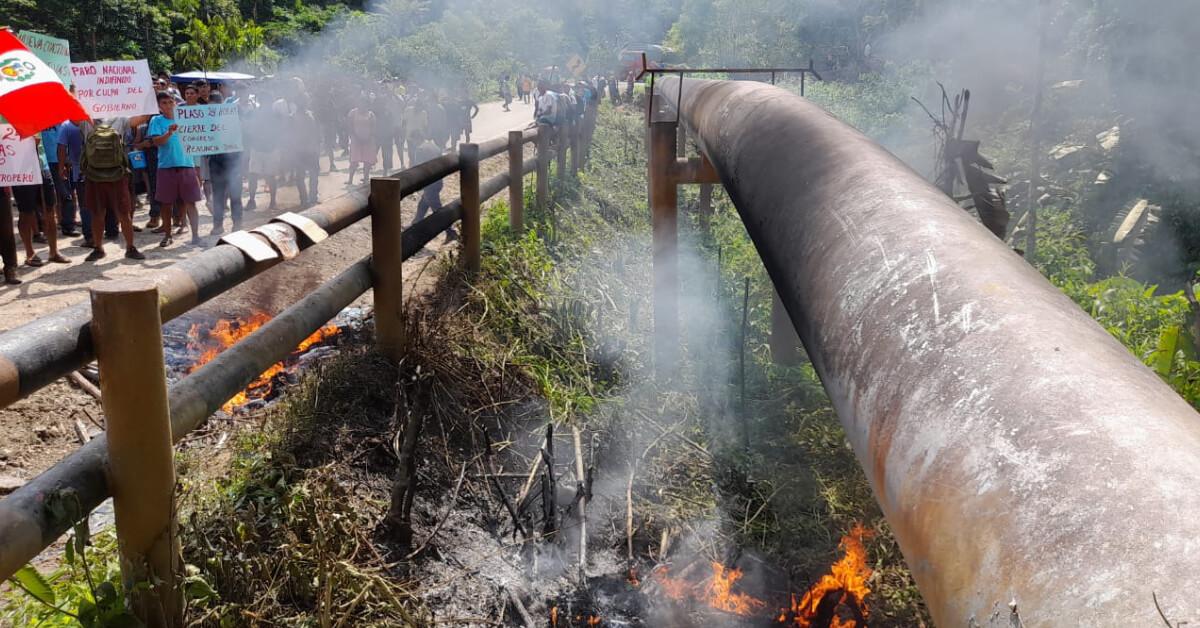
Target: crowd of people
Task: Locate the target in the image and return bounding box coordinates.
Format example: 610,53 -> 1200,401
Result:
0,73 -> 488,286
1,68 -> 633,286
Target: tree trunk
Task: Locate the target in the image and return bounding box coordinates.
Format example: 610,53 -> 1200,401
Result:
1025,0 -> 1052,260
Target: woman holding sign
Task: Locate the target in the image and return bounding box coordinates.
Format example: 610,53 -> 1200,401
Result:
148,91 -> 202,247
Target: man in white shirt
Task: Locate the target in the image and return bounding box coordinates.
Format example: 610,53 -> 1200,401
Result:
534,81 -> 558,126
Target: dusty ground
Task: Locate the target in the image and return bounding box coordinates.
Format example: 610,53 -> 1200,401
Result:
0,99 -> 538,492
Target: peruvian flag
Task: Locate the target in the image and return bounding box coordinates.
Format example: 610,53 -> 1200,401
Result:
0,29 -> 88,138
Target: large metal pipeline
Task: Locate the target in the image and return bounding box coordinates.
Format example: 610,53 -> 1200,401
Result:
659,77 -> 1200,626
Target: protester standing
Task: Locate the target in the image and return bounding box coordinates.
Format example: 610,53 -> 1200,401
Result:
58,120 -> 118,247
312,80 -> 340,173
412,137 -> 457,242
371,89 -> 398,174
81,120 -> 144,260
292,95 -> 321,206
427,93 -> 450,150
40,124 -> 78,236
241,93 -> 263,210
346,96 -> 377,187
183,85 -> 214,222
1,191 -> 19,284
13,138 -> 69,266
403,94 -> 428,166
148,91 -> 202,247
535,81 -> 559,126
500,75 -> 513,112
207,94 -> 244,234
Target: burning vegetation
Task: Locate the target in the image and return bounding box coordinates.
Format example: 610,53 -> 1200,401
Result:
645,524 -> 873,627
184,310 -> 342,412
779,524 -> 874,627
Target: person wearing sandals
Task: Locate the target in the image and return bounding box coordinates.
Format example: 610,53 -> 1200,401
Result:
80,119 -> 145,261
13,137 -> 69,268
147,91 -> 202,247
1,190 -> 19,284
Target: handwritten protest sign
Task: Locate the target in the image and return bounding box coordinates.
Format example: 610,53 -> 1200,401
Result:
176,104 -> 243,156
0,124 -> 43,185
69,60 -> 156,117
17,31 -> 71,85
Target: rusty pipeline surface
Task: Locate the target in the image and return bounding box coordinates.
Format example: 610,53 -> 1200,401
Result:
0,152 -> 460,410
660,76 -> 1200,626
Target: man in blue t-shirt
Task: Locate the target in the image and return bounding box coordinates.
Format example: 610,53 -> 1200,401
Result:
147,91 -> 201,247
40,125 -> 79,237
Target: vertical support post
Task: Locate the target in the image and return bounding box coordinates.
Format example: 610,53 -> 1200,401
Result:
583,102 -> 598,166
507,130 -> 524,232
770,288 -> 801,365
371,177 -> 404,360
536,124 -> 550,210
90,280 -> 181,627
649,117 -> 679,375
698,183 -> 713,232
556,123 -> 568,183
460,142 -> 482,273
570,119 -> 580,177
676,119 -> 687,158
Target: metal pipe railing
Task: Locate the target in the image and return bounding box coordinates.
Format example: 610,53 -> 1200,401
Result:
0,158 -> 542,581
0,154 -> 460,410
660,76 -> 1200,625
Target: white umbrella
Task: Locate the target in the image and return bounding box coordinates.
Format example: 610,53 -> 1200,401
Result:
171,70 -> 257,83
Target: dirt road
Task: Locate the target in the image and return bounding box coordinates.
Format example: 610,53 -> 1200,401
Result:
0,98 -> 536,488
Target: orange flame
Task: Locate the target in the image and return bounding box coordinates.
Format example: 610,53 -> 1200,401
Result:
652,562 -> 766,617
186,310 -> 340,412
780,523 -> 874,627
551,605 -> 558,627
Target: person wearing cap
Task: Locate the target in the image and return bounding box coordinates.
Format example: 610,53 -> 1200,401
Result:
147,91 -> 202,246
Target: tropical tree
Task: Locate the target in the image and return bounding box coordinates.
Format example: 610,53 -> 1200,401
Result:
175,14 -> 278,72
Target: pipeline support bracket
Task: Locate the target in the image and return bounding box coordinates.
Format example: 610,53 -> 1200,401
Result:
218,231 -> 279,264
271,212 -> 330,245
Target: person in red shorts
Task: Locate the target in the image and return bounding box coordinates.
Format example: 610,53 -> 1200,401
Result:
80,121 -> 144,261
148,91 -> 202,247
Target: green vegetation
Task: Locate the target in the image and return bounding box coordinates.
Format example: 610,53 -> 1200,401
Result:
1,528 -> 134,626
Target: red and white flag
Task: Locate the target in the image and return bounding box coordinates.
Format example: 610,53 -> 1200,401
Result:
0,29 -> 88,138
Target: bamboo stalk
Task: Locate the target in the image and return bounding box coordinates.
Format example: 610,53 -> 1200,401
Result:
739,276 -> 751,451
483,431 -> 526,538
572,426 -> 587,579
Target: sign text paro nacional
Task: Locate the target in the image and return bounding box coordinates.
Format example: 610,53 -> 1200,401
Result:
69,60 -> 156,117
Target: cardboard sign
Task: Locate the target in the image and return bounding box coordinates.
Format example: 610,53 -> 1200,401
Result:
566,54 -> 586,77
0,124 -> 43,185
69,60 -> 156,117
175,104 -> 243,156
17,31 -> 70,86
